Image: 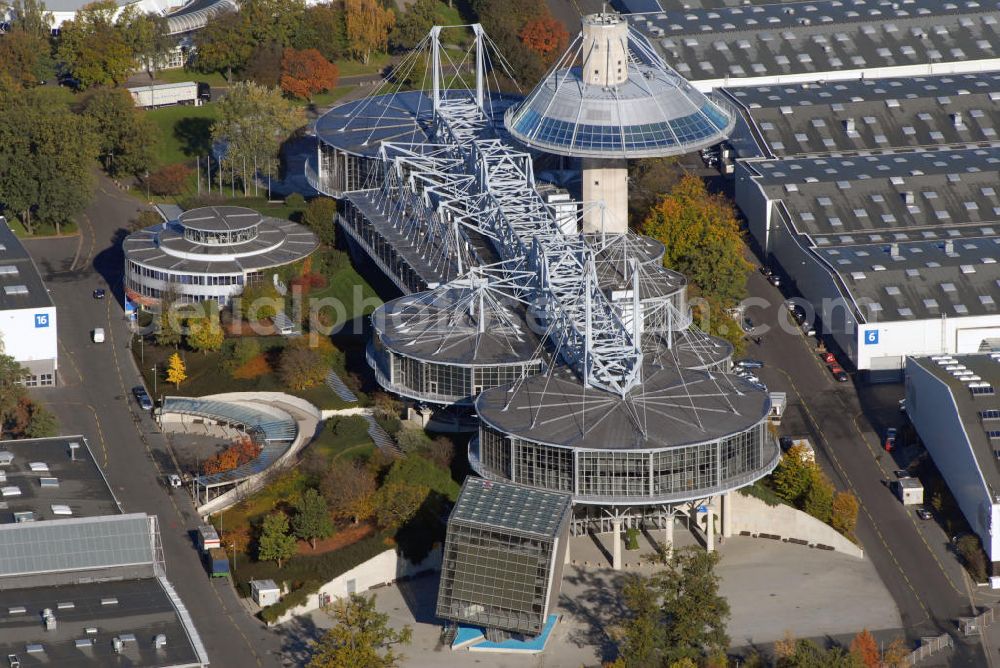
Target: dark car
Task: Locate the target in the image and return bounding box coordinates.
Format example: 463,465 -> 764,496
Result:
93,288 -> 106,299
829,364 -> 848,382
742,316 -> 754,333
893,469 -> 909,479
885,427 -> 898,451
197,82 -> 212,101
779,436 -> 794,451
735,358 -> 764,369
916,507 -> 933,520
132,385 -> 153,411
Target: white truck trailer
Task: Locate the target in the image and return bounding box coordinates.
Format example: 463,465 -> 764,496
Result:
127,82 -> 200,109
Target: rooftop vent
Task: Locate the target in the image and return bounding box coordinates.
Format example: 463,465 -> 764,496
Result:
3,285 -> 28,296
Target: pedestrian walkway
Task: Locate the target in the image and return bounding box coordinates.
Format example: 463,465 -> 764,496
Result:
325,369 -> 358,403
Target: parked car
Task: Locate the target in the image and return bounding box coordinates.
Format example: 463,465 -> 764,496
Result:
801,321 -> 817,337
92,288 -> 105,299
899,398 -> 907,413
735,358 -> 764,369
132,385 -> 153,411
92,328 -> 105,343
167,474 -> 182,488
768,274 -> 781,287
8,654 -> 21,668
779,436 -> 794,451
829,364 -> 848,382
821,352 -> 836,365
742,316 -> 755,333
885,427 -> 898,451
916,507 -> 933,520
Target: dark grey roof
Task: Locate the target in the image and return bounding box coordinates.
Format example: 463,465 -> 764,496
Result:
0,579 -> 201,668
315,90 -> 520,158
909,354 -> 1000,494
373,284 -> 544,366
122,218 -> 317,274
0,514 -> 154,578
625,1 -> 1000,84
178,206 -> 262,233
723,73 -> 1000,156
449,477 -> 571,538
0,437 -> 120,523
476,363 -> 769,450
0,218 -> 53,311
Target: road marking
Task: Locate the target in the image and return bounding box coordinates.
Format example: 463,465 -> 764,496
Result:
69,215 -> 86,271
103,299 -> 264,666
774,366 -> 931,623
57,341 -> 84,386
45,400 -> 109,468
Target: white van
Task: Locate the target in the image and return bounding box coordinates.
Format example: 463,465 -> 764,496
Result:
92,328 -> 105,343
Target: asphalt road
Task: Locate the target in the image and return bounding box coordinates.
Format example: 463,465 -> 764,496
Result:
23,174 -> 284,667
741,267 -> 989,665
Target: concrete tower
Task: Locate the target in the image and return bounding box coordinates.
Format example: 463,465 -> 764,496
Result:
506,12 -> 735,234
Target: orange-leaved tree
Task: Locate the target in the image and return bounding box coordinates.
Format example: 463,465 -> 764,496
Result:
518,15 -> 569,65
280,48 -> 339,101
849,629 -> 879,668
203,435 -> 262,474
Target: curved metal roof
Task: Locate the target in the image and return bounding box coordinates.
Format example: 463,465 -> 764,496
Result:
179,206 -> 262,233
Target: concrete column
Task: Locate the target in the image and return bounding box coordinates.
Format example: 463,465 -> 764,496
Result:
663,513 -> 674,558
564,535 -> 572,565
705,502 -> 715,553
721,492 -> 733,538
581,13 -> 629,87
582,158 -> 628,234
612,518 -> 622,570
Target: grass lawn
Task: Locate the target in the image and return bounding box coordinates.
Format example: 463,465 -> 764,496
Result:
145,103 -> 220,167
338,53 -> 392,78
191,196 -> 304,222
308,265 -> 383,329
306,86 -> 353,108
7,217 -> 78,238
156,69 -> 230,88
311,416 -> 376,464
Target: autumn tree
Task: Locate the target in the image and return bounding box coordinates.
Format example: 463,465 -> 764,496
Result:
81,88 -> 158,178
0,30 -> 54,88
308,593 -> 411,668
9,0 -> 54,39
187,316 -> 225,354
211,81 -> 304,180
280,48 -> 339,101
321,461 -> 377,523
146,164 -> 192,196
56,0 -> 134,88
203,435 -> 262,474
518,15 -> 569,65
236,281 -> 283,321
166,352 -> 187,388
292,488 -> 334,549
831,491 -> 860,538
257,512 -> 297,568
771,443 -> 815,505
849,629 -> 879,668
243,41 -> 284,87
882,637 -> 909,668
802,467 -> 835,524
278,345 -> 328,390
372,482 -> 428,530
641,175 -> 752,308
344,0 -> 394,64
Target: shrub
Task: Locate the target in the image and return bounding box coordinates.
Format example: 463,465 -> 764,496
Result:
831,491 -> 859,538
232,354 -> 271,380
957,534 -> 988,582
146,164 -> 192,196
223,338 -> 262,373
203,435 -> 262,474
395,428 -> 432,453
286,192 -> 306,209
278,345 -> 327,390
302,197 -> 338,246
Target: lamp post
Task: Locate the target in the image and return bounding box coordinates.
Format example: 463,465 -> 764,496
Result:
151,364 -> 157,399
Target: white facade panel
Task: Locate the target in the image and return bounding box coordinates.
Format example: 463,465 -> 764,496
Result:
858,316 -> 1000,372
0,306 -> 57,366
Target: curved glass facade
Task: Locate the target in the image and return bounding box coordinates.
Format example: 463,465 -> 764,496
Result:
510,102 -> 730,153
184,225 -> 258,245
368,333 -> 543,405
475,421 -> 778,504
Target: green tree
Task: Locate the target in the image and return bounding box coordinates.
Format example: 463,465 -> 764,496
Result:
0,87 -> 98,234
0,353 -> 29,429
81,88 -> 158,178
302,197 -> 338,246
56,0 -> 134,88
776,639 -> 862,668
618,546 -> 729,665
801,467 -> 835,524
258,512 -> 297,568
298,3 -> 348,63
211,81 -> 304,180
641,175 -> 752,308
236,280 -> 283,321
119,8 -> 172,77
383,454 -> 460,501
292,488 -> 334,549
372,482 -> 427,530
308,593 -> 411,668
243,41 -> 284,87
389,0 -> 435,50
771,443 -> 815,505
186,316 -> 225,354
154,287 -> 183,347
25,402 -> 58,438
9,0 -> 54,39
192,10 -> 253,81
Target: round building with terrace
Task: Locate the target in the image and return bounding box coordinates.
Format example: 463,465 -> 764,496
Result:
123,206 -> 318,311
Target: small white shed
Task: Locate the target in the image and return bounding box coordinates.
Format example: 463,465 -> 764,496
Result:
251,579 -> 281,607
